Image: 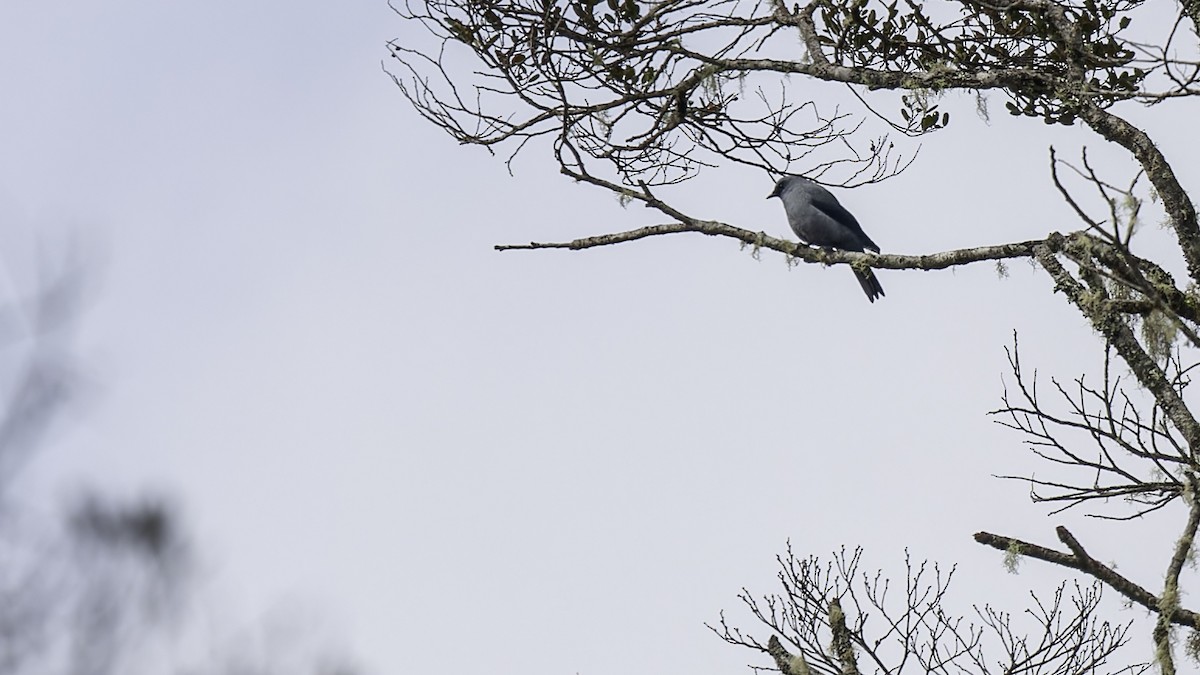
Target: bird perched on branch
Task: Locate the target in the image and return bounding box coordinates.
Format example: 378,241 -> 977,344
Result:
768,176 -> 885,303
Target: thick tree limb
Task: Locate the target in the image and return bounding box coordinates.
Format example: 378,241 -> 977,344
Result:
767,635 -> 811,675
1154,480 -> 1200,675
827,599 -> 861,675
974,528 -> 1200,629
1077,105 -> 1200,285
668,52 -> 1058,96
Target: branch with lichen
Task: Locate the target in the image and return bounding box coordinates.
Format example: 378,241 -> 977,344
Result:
974,527 -> 1200,630
767,635 -> 812,675
828,599 -> 861,675
1034,236 -> 1200,456
496,219 -> 1044,271
1076,105 -> 1200,287
1154,476 -> 1200,674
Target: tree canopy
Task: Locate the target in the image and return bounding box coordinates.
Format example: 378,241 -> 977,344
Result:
391,1 -> 1200,672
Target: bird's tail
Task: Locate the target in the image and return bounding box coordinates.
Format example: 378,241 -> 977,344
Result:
853,268 -> 885,303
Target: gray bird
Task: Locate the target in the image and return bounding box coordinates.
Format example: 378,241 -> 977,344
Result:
768,175 -> 885,302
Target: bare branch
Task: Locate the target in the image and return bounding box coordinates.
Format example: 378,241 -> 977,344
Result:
497,220 -> 1044,271
720,546 -> 1138,674
974,528 -> 1200,630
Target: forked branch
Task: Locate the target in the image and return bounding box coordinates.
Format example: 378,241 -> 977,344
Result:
974,527 -> 1200,630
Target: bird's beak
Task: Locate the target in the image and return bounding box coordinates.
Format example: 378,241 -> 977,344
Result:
766,190 -> 778,200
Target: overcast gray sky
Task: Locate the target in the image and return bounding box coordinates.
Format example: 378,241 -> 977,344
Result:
1,2 -> 1197,673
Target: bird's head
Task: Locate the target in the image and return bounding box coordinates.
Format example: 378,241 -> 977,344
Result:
767,177 -> 789,200
767,175 -> 810,200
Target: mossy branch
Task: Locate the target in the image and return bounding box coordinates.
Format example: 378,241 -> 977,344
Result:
496,220 -> 1044,272
975,527 -> 1200,630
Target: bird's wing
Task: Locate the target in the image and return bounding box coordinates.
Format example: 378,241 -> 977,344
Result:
808,190 -> 879,252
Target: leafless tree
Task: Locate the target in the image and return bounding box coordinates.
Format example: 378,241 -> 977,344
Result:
392,0 -> 1200,671
712,546 -> 1145,675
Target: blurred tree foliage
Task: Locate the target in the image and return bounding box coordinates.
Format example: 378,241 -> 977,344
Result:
0,261 -> 361,675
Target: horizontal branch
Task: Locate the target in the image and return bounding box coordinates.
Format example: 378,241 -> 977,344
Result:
496,220 -> 1044,271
